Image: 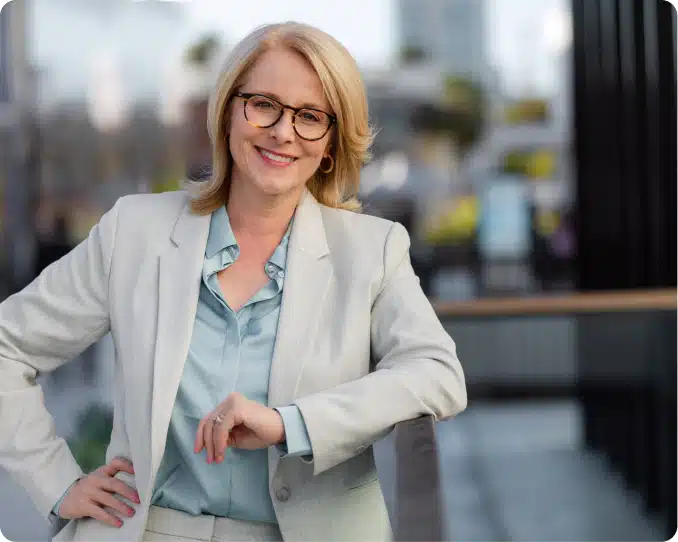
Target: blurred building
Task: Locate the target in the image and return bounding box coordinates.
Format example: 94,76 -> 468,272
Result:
0,0 -> 38,292
30,0 -> 191,110
0,0 -> 214,291
398,0 -> 489,86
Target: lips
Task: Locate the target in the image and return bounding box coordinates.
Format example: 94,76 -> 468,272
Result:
256,146 -> 297,164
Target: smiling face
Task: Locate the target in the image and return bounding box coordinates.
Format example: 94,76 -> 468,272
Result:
225,47 -> 334,203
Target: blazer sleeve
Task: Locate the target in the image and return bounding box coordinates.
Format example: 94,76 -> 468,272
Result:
294,221 -> 467,475
0,199 -> 121,520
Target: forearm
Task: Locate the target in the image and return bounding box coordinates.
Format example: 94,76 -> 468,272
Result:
0,379 -> 84,519
295,350 -> 466,475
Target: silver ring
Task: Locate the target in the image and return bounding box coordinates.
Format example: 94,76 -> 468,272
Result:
212,412 -> 225,424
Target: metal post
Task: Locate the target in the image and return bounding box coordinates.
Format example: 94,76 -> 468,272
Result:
0,0 -> 36,295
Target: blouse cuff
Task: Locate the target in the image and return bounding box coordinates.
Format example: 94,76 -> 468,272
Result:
274,405 -> 313,458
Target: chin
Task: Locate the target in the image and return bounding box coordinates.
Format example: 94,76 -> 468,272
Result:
253,176 -> 303,198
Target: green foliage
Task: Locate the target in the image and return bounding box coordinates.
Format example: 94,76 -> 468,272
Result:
441,75 -> 486,153
185,34 -> 220,66
400,45 -> 429,64
67,404 -> 113,474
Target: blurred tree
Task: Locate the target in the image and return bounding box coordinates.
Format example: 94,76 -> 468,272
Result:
67,404 -> 113,473
502,149 -> 557,179
441,75 -> 485,155
184,34 -> 221,67
423,195 -> 479,245
410,76 -> 485,160
399,44 -> 429,65
504,99 -> 549,124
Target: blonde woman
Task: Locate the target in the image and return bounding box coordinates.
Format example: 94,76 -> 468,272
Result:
0,22 -> 467,542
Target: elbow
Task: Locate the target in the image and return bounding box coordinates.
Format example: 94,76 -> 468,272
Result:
435,353 -> 468,420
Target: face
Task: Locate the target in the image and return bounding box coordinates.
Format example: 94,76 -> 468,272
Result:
226,47 -> 334,201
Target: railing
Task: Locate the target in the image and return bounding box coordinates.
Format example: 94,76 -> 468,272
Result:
392,416 -> 444,541
432,288 -> 676,317
390,289 -> 676,541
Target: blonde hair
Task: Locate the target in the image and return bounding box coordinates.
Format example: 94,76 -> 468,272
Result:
188,22 -> 374,214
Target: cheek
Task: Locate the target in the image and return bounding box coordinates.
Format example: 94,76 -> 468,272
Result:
303,142 -> 328,164
228,127 -> 256,164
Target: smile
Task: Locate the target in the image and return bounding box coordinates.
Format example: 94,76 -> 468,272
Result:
256,147 -> 297,167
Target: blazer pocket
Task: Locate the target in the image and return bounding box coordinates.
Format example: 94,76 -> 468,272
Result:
343,448 -> 379,490
346,473 -> 380,491
341,447 -> 379,490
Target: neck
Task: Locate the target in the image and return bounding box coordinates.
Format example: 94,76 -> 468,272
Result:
226,181 -> 302,240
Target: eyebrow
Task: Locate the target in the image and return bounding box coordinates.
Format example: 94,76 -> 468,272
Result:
245,89 -> 330,112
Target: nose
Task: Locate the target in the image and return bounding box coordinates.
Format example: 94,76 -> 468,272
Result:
269,109 -> 296,143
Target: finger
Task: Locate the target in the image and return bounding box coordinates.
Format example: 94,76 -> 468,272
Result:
214,411 -> 237,462
102,457 -> 134,477
204,416 -> 216,464
213,420 -> 229,463
98,476 -> 140,504
195,417 -> 207,453
84,502 -> 124,529
91,488 -> 136,518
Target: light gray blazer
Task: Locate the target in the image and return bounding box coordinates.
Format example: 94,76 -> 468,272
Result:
0,189 -> 466,541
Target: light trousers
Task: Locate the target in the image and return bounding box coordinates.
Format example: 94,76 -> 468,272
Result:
142,506 -> 283,542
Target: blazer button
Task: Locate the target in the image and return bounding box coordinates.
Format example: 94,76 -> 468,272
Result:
276,486 -> 291,502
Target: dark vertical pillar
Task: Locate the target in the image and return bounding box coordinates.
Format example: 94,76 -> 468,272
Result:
573,0 -> 676,290
572,0 -> 676,538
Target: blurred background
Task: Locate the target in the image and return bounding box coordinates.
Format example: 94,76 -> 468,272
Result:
0,0 -> 675,540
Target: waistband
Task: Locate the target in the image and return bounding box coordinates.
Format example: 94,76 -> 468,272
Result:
145,505 -> 282,541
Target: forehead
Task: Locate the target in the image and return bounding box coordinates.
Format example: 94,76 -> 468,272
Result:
241,47 -> 330,110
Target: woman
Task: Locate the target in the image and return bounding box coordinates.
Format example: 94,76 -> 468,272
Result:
0,22 -> 466,542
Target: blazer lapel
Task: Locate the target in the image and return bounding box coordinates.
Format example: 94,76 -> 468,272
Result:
149,200 -> 211,478
268,190 -> 334,407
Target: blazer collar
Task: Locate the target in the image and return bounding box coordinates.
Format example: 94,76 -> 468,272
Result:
169,196 -> 211,248
289,188 -> 330,260
170,188 -> 329,258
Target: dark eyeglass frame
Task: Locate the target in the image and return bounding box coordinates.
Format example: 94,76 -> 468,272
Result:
233,92 -> 337,141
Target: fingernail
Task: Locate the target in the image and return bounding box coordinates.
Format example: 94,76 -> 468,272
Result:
207,458 -> 212,464
127,508 -> 135,517
116,519 -> 123,528
133,494 -> 140,504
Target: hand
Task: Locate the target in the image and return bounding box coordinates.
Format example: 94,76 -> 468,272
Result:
58,457 -> 140,528
194,392 -> 285,464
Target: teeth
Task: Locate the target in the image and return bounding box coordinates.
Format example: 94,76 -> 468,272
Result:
260,148 -> 294,163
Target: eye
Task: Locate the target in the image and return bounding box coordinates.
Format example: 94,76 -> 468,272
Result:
298,110 -> 322,123
250,97 -> 277,110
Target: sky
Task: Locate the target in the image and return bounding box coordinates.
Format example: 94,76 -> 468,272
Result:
183,0 -> 397,69
183,0 -> 572,96
18,0 -> 573,106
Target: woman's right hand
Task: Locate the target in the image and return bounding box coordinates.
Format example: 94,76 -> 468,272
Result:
58,457 -> 141,528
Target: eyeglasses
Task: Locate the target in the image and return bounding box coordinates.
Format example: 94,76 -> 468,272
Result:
233,92 -> 336,141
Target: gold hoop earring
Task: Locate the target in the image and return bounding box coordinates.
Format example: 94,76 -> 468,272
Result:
320,155 -> 334,174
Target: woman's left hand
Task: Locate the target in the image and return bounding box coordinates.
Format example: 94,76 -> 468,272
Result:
194,392 -> 285,463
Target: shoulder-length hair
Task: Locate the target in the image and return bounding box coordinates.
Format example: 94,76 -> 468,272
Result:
188,22 -> 374,214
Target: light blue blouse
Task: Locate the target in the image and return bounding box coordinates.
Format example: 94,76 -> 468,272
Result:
52,205 -> 312,522
150,205 -> 312,523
